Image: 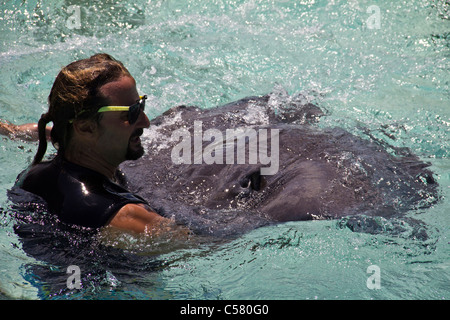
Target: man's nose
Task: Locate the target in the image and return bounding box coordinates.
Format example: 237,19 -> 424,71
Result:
136,110 -> 151,128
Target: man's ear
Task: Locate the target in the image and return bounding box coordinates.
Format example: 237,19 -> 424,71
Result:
71,119 -> 98,138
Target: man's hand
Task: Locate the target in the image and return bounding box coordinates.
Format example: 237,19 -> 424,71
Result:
0,121 -> 51,141
109,203 -> 191,238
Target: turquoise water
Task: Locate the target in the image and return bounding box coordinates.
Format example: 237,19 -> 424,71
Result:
0,0 -> 449,299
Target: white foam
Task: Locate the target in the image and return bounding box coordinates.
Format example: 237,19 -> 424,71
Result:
142,110 -> 184,153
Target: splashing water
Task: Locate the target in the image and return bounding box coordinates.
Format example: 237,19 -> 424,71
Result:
0,0 -> 449,299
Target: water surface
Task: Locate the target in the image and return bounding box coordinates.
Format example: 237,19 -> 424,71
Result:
0,0 -> 448,299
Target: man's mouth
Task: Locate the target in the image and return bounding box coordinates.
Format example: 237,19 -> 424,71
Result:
131,135 -> 141,144
130,128 -> 144,144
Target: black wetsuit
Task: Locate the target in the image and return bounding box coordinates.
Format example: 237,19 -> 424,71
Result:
15,156 -> 148,228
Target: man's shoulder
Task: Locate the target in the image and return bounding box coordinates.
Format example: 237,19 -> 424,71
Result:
20,158 -> 59,187
15,157 -> 62,205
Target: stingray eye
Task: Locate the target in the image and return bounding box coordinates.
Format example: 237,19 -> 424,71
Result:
239,170 -> 264,191
239,178 -> 251,189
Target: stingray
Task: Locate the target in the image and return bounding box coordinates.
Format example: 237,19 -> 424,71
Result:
119,93 -> 439,237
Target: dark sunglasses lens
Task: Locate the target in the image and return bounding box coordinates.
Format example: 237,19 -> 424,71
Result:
128,99 -> 145,124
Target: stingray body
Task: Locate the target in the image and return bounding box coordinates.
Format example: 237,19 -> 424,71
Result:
120,94 -> 438,237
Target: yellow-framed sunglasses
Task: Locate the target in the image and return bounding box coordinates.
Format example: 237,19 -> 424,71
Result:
97,95 -> 147,124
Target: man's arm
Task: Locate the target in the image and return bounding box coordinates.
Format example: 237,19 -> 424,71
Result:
0,121 -> 51,141
109,203 -> 190,236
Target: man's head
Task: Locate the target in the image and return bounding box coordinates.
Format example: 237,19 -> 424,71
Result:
33,53 -> 150,167
76,75 -> 149,167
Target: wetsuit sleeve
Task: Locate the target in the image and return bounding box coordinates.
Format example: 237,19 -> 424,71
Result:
17,158 -> 149,229
57,172 -> 148,228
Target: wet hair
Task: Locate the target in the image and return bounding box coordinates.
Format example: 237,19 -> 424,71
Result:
33,53 -> 132,165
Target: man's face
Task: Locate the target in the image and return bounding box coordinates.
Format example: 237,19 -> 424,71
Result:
95,76 -> 150,167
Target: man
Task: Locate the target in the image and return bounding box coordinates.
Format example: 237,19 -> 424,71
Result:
8,53 -> 185,235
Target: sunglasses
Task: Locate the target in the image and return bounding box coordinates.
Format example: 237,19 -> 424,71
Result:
97,95 -> 147,124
